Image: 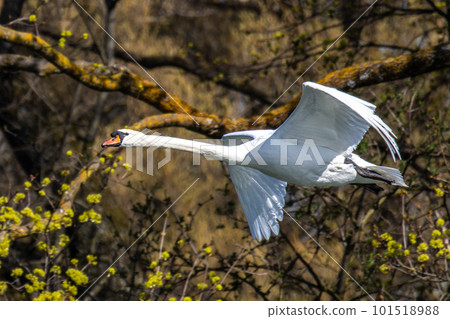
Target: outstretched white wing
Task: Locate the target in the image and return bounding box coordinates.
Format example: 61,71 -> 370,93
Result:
228,165 -> 286,241
269,82 -> 401,161
222,130 -> 286,241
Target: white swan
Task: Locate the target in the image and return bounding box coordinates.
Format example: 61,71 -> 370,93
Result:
102,82 -> 407,241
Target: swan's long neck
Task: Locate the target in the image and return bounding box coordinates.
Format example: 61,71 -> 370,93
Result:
123,134 -> 245,163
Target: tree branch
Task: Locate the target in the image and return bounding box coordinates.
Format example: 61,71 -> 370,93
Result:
1,25 -> 449,136
0,25 -> 209,118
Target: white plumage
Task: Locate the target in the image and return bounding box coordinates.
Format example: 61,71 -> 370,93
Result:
102,82 -> 407,241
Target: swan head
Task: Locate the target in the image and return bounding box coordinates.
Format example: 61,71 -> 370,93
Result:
101,129 -> 147,148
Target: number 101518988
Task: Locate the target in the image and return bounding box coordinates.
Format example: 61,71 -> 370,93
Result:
373,305 -> 439,316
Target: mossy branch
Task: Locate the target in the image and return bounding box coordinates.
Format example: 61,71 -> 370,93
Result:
0,25 -> 449,135
0,25 -> 209,117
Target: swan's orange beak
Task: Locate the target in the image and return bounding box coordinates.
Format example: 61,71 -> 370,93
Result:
102,135 -> 121,148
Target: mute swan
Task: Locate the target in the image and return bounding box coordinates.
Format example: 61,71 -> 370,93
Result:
102,82 -> 407,241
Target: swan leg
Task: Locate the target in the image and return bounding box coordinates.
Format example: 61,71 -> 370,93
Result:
344,158 -> 394,184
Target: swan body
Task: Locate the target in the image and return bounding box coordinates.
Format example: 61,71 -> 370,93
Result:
102,82 -> 407,241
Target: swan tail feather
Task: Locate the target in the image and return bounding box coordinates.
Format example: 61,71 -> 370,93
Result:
368,166 -> 408,187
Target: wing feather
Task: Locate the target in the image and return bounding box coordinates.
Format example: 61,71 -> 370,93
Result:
269,82 -> 401,161
228,165 -> 286,241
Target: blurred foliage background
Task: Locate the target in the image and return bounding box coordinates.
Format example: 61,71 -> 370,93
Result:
0,0 -> 449,301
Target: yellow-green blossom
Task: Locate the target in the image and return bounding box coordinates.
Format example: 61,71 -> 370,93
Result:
0,196 -> 8,205
42,177 -> 51,186
82,33 -> 88,39
25,284 -> 34,294
379,263 -> 389,274
211,276 -> 220,284
25,274 -> 45,291
50,265 -> 61,274
165,272 -> 172,280
417,254 -> 429,263
71,259 -> 78,266
145,272 -> 163,288
197,283 -> 208,290
86,194 -> 102,204
60,184 -> 70,192
11,268 -> 24,277
436,218 -> 445,227
432,230 -> 442,239
61,280 -> 78,296
161,251 -> 170,260
386,240 -> 402,257
168,297 -> 176,301
37,241 -> 47,251
29,15 -> 36,22
380,233 -> 393,242
24,181 -> 32,189
66,268 -> 88,285
58,234 -> 70,247
33,290 -> 65,301
78,209 -> 101,224
99,157 -> 105,164
66,150 -> 72,157
0,237 -> 11,257
64,208 -> 74,218
108,268 -> 116,275
371,239 -> 380,247
123,163 -> 131,170
13,193 -> 26,203
33,268 -> 45,277
60,169 -> 70,177
215,284 -> 223,291
409,233 -> 417,245
183,296 -> 192,301
435,188 -> 444,197
38,190 -> 46,197
21,207 -> 34,217
430,239 -> 444,249
61,30 -> 72,37
87,254 -> 98,265
149,261 -> 158,269
417,243 -> 428,252
404,249 -> 410,256
0,281 -> 7,295
0,206 -> 21,225
204,247 -> 212,254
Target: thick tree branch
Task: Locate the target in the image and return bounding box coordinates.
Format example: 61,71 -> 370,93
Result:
0,24 -> 209,118
319,43 -> 450,90
115,52 -> 274,104
1,25 -> 449,137
1,44 -> 449,137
